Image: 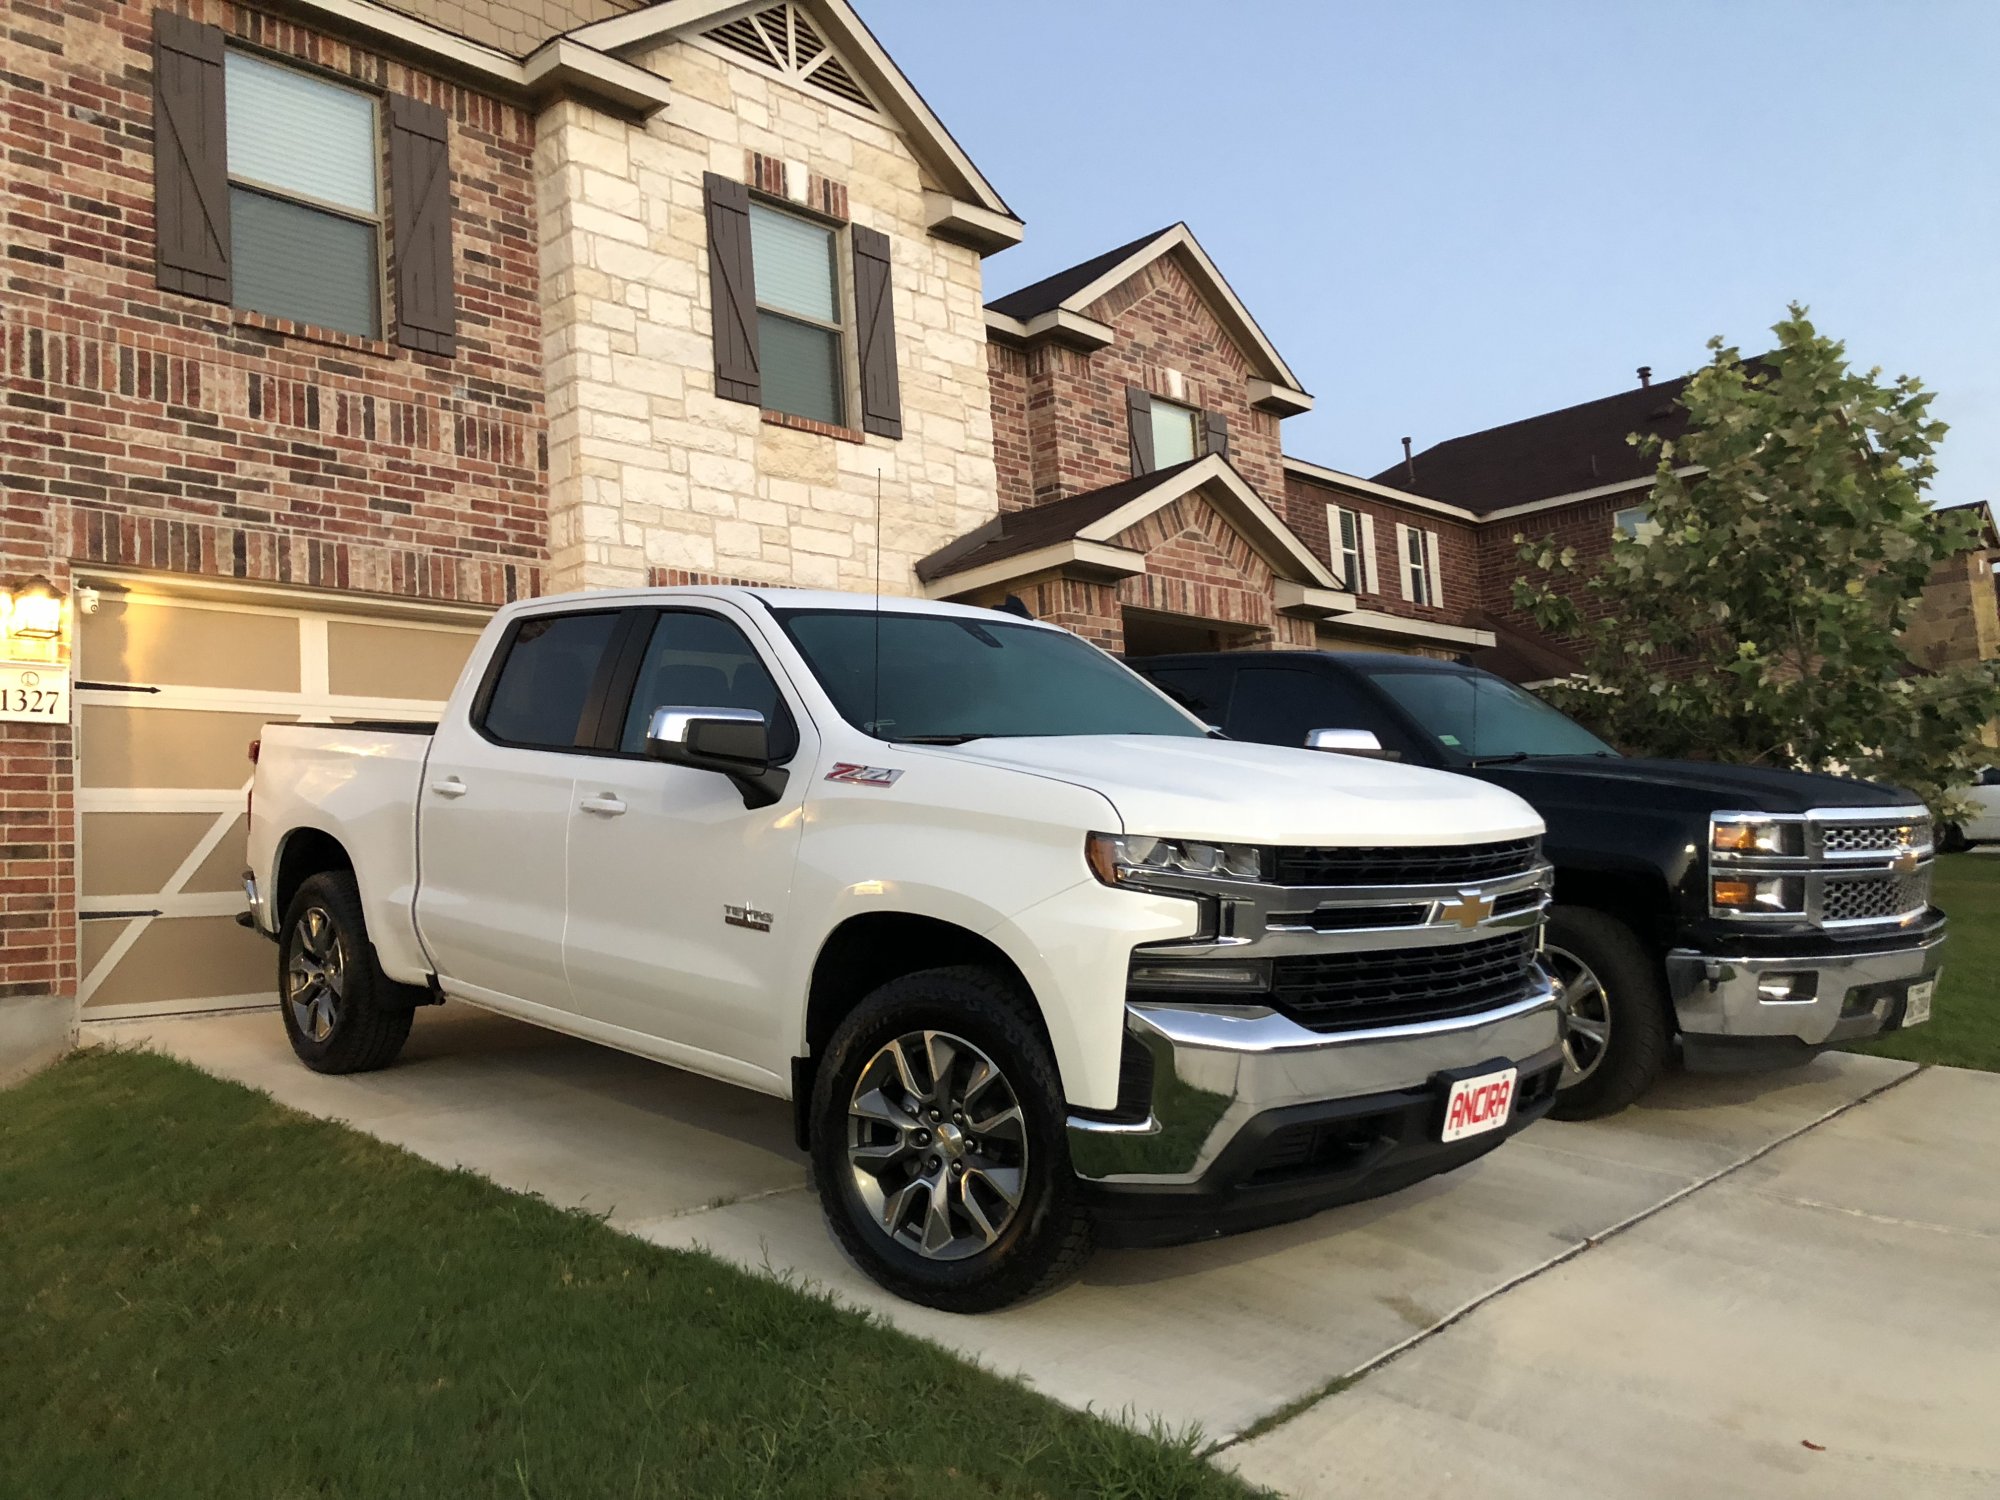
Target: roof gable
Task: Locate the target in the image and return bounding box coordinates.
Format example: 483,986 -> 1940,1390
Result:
983,224 -> 1312,414
568,0 -> 1020,249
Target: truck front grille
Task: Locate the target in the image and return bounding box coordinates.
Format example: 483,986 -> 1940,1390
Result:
1816,818 -> 1927,857
1820,869 -> 1931,925
1271,837 -> 1541,888
1268,930 -> 1543,1034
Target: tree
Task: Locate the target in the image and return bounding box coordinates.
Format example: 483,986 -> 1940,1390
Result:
1512,306 -> 2000,814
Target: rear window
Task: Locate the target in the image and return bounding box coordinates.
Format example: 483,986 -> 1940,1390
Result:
480,611 -> 620,750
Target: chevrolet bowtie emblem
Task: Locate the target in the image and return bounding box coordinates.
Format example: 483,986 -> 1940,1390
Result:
1438,891 -> 1496,930
1891,849 -> 1920,875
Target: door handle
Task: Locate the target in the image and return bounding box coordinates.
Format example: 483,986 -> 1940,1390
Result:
578,793 -> 626,816
430,777 -> 468,798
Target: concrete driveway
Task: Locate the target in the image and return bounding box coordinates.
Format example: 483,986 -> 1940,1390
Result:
91,1007 -> 2000,1498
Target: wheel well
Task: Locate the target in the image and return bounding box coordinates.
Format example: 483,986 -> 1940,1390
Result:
1548,868 -> 1678,1031
793,913 -> 1039,1150
273,828 -> 354,923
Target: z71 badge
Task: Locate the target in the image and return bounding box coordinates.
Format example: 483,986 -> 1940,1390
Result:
723,904 -> 773,932
824,763 -> 903,787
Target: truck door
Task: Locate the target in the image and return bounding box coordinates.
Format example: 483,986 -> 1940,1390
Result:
561,603 -> 814,1078
415,607 -> 628,1009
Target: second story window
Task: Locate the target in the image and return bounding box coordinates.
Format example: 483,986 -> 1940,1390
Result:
749,201 -> 844,425
225,52 -> 381,339
1398,523 -> 1442,607
1149,398 -> 1201,468
1614,504 -> 1662,542
1329,504 -> 1378,593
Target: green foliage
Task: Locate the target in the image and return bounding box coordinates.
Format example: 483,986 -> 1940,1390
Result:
1512,306 -> 2000,812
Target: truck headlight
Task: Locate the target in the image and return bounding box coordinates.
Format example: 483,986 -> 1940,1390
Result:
1710,816 -> 1802,858
1712,875 -> 1805,915
1086,832 -> 1265,886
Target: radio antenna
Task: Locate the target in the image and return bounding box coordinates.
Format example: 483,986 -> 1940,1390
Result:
871,467 -> 883,737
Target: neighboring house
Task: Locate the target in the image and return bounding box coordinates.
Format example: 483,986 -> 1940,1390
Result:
0,0 -> 1014,1043
921,225 -> 1497,659
1908,501 -> 2000,749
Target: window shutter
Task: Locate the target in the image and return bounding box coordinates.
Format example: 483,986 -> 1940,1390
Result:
704,172 -> 761,405
1202,409 -> 1230,461
389,95 -> 455,356
1397,525 -> 1416,601
152,10 -> 230,302
1126,386 -> 1156,476
851,224 -> 902,439
1359,512 -> 1380,594
1423,529 -> 1444,607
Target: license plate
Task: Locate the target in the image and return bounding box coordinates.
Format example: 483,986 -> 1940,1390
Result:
1903,978 -> 1935,1028
1441,1066 -> 1517,1143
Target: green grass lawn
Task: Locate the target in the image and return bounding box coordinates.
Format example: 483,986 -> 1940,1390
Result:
0,1050 -> 1257,1500
1850,853 -> 2000,1073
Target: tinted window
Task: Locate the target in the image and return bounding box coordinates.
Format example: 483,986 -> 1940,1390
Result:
619,611 -> 797,758
1224,666 -> 1341,748
1142,665 -> 1222,722
1369,668 -> 1615,760
777,610 -> 1204,742
481,612 -> 619,750
1224,665 -> 1409,753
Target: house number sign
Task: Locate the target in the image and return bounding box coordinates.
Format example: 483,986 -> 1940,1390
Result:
0,664 -> 70,723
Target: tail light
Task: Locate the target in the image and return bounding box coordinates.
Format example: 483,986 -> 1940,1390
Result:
247,738 -> 260,829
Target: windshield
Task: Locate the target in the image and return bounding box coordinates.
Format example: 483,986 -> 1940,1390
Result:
1368,668 -> 1616,760
775,609 -> 1206,743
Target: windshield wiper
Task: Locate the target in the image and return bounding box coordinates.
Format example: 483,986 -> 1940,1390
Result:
1468,751 -> 1531,765
892,733 -> 990,745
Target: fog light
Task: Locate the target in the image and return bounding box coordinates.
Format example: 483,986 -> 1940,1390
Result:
1128,958 -> 1272,993
1756,972 -> 1809,1002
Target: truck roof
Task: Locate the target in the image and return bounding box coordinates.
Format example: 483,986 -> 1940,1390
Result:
503,585 -> 1058,628
1134,649 -> 1473,675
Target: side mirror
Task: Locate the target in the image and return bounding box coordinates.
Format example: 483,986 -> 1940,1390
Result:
644,706 -> 786,808
1305,727 -> 1391,759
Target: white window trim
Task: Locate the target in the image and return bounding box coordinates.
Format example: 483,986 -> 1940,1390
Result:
1398,523 -> 1441,607
1327,504 -> 1380,595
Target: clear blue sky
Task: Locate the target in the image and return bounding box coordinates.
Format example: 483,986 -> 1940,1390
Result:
863,0 -> 1999,501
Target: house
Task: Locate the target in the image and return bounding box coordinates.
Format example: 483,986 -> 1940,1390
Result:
919,225 -> 1498,660
0,0 -> 1017,1053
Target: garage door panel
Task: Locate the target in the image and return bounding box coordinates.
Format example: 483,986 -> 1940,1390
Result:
184,815 -> 251,895
327,621 -> 477,701
80,812 -> 223,896
82,916 -> 275,1012
81,707 -> 277,790
82,598 -> 301,692
80,917 -> 134,978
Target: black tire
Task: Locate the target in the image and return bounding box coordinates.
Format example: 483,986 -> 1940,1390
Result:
1543,906 -> 1671,1121
810,966 -> 1093,1313
1938,822 -> 1970,855
277,870 -> 416,1074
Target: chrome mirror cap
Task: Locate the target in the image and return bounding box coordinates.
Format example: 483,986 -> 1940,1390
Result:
1305,727 -> 1387,757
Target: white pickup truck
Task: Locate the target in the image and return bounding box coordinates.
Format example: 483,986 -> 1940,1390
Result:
245,586 -> 1563,1311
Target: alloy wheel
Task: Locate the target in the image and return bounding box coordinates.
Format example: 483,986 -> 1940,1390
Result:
846,1030 -> 1028,1262
286,906 -> 346,1043
1544,943 -> 1611,1087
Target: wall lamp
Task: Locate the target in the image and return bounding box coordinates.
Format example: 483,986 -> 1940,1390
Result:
2,575 -> 67,641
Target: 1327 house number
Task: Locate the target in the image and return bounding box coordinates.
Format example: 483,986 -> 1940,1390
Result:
0,666 -> 70,723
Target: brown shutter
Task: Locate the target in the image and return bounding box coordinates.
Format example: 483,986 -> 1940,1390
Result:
1203,409 -> 1230,461
851,224 -> 902,439
152,10 -> 230,302
1126,385 -> 1155,476
704,172 -> 760,406
389,95 -> 456,356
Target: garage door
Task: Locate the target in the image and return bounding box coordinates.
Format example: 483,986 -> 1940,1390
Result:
75,578 -> 487,1020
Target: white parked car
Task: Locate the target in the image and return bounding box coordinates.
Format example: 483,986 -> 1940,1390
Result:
1942,766 -> 2000,849
244,588 -> 1561,1310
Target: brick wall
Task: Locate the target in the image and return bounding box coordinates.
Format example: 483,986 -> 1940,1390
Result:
1283,470 -> 1484,628
1,0 -> 550,1008
1474,492 -> 1630,643
992,252 -> 1285,511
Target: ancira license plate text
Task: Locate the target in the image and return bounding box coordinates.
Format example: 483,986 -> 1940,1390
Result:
1442,1067 -> 1516,1143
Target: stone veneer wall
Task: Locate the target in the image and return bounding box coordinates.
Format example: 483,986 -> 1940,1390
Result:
536,39 -> 1001,596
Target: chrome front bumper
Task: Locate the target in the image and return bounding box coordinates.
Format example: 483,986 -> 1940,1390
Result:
1067,978 -> 1561,1187
1667,925 -> 1947,1053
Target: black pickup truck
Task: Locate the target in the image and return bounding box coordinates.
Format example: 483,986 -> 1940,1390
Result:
1132,651 -> 1948,1119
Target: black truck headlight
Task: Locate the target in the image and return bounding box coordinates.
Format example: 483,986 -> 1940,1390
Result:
1710,815 -> 1802,858
1712,875 -> 1805,915
1086,833 -> 1265,886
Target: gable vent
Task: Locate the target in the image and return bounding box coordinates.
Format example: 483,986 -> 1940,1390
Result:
701,3 -> 877,113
